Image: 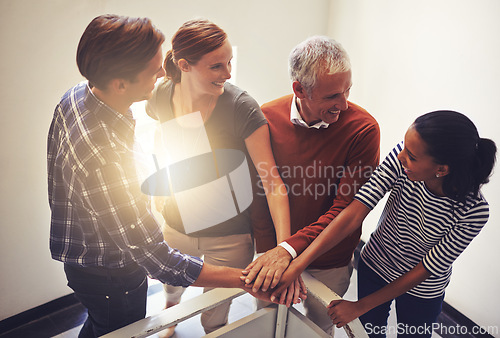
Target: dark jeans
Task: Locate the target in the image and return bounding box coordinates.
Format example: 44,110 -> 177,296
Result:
64,264 -> 148,338
357,257 -> 444,338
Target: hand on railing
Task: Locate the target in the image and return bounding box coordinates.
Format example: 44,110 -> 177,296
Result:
327,299 -> 364,328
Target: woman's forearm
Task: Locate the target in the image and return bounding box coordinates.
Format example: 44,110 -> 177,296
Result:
357,262 -> 431,315
245,125 -> 291,244
294,200 -> 370,269
265,180 -> 291,243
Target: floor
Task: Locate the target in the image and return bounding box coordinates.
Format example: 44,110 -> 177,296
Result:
1,267 -> 444,338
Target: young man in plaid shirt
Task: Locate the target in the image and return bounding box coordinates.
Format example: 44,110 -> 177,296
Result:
47,15 -> 276,337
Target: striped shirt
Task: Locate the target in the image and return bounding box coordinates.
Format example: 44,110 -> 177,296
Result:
355,143 -> 489,298
47,82 -> 203,287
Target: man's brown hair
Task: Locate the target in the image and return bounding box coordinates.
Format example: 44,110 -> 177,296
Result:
77,14 -> 165,90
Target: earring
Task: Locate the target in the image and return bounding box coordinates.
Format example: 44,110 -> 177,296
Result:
435,173 -> 440,178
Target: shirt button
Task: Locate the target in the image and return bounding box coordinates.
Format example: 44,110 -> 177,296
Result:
105,295 -> 110,299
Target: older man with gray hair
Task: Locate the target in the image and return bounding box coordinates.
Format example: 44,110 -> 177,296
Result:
244,36 -> 380,334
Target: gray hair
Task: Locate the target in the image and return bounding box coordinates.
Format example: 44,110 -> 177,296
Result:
289,36 -> 351,96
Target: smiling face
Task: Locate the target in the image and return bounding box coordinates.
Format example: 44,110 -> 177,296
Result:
181,39 -> 233,97
398,125 -> 449,195
295,70 -> 352,126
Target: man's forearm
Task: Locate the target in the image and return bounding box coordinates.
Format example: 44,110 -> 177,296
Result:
192,263 -> 278,303
191,264 -> 243,288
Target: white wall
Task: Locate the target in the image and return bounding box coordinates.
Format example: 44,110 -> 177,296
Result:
327,0 -> 500,332
0,0 -> 329,321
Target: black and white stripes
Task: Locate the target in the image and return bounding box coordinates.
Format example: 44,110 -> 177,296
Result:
355,143 -> 489,298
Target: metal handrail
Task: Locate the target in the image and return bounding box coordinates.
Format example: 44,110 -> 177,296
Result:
102,272 -> 368,337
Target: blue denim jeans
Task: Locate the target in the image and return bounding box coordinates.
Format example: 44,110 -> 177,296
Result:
64,264 -> 148,338
357,257 -> 444,338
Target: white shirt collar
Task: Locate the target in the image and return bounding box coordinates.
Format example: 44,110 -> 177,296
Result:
290,95 -> 330,129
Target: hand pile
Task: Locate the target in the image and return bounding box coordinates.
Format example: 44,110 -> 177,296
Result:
240,245 -> 362,329
239,246 -> 307,307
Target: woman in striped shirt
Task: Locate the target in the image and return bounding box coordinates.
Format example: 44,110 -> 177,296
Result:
270,110 -> 496,337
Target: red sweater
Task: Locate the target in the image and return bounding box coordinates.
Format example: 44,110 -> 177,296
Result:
251,95 -> 380,269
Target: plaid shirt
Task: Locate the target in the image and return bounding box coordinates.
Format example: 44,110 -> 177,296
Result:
47,82 -> 202,287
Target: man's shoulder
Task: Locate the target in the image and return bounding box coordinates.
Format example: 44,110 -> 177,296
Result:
261,94 -> 293,109
57,84 -> 119,155
59,82 -> 88,104
344,101 -> 379,127
56,82 -> 95,123
260,94 -> 293,118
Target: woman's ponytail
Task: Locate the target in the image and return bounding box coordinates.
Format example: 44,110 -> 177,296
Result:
163,50 -> 181,83
473,138 -> 497,188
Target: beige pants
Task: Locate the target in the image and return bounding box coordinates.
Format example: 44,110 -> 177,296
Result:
162,224 -> 254,334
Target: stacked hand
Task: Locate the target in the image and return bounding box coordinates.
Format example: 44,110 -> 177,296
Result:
240,246 -> 365,328
244,284 -> 277,303
240,246 -> 307,307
